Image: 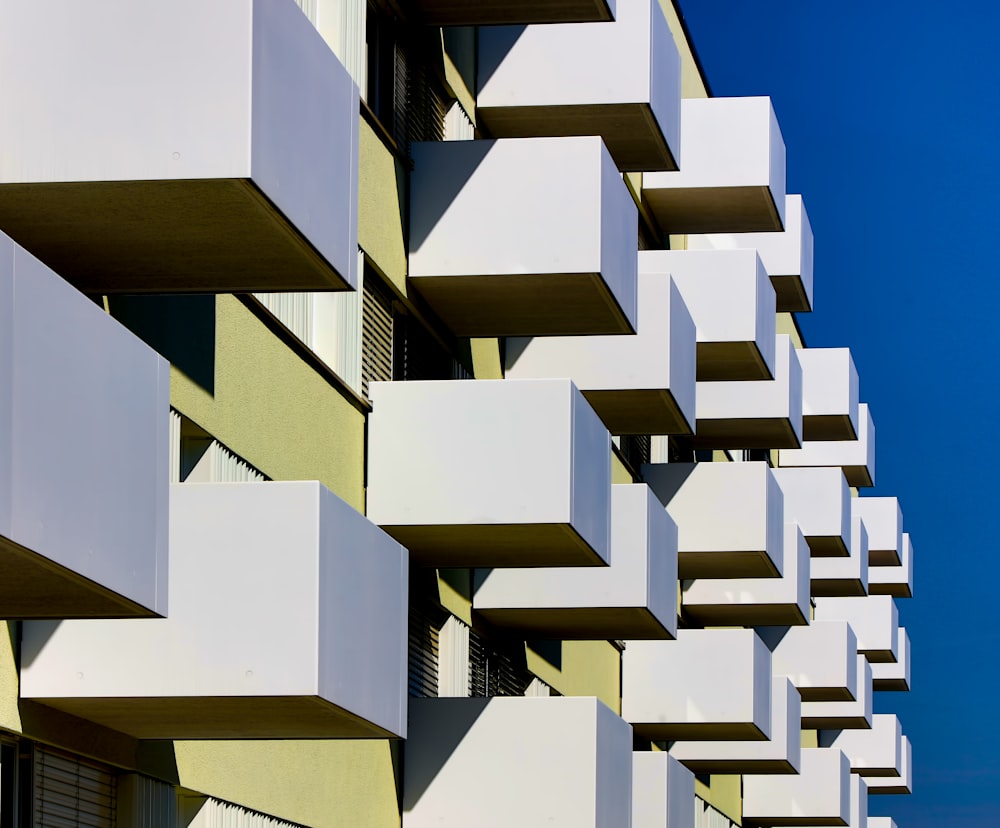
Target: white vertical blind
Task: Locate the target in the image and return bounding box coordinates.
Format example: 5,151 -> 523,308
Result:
444,101 -> 475,141
312,0 -> 367,91
650,435 -> 671,464
117,774 -> 176,828
184,796 -> 305,828
169,409 -> 182,484
437,616 -> 471,697
524,677 -> 553,697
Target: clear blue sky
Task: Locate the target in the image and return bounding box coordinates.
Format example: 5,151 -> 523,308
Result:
676,2 -> 1000,824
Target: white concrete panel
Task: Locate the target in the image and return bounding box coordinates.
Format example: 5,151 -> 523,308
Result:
779,403 -> 877,488
871,628 -> 910,691
766,621 -> 859,703
849,776 -> 869,828
797,348 -> 860,442
367,379 -> 612,567
642,461 -> 783,578
853,498 -> 904,566
866,737 -> 912,795
743,748 -> 852,827
801,657 -> 873,730
403,697 -> 633,828
473,484 -> 678,639
505,272 -> 697,435
773,467 -> 851,557
812,514 -> 869,597
622,629 -> 772,741
814,595 -> 899,664
632,753 -> 695,828
640,249 -> 776,381
825,714 -> 904,779
867,818 -> 898,827
21,482 -> 408,739
869,533 -> 913,598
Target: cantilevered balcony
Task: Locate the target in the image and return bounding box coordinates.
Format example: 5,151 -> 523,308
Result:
779,403 -> 876,488
693,334 -> 803,450
477,0 -> 680,171
869,533 -> 913,598
473,484 -> 678,639
866,737 -> 912,795
0,232 -> 167,618
773,467 -> 851,557
505,272 -> 696,435
403,697 -> 632,828
632,753 -> 694,828
871,629 -> 910,692
824,714 -> 905,779
798,348 -> 860,441
670,677 -> 801,774
681,524 -> 809,626
409,137 -> 637,336
801,657 -> 873,730
640,249 -> 776,381
643,97 -> 786,233
743,748 -> 853,827
0,0 -> 359,293
765,621 -> 859,703
623,629 -> 771,740
20,482 -> 409,739
411,0 -> 616,26
688,194 -> 814,312
850,776 -> 869,828
811,515 -> 869,597
853,498 -> 904,566
814,595 -> 899,663
367,379 -> 611,567
642,461 -> 783,578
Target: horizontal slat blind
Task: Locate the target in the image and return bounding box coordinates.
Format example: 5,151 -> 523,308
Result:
408,601 -> 442,698
33,746 -> 116,828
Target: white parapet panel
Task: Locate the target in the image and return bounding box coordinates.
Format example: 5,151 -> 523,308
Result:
743,748 -> 852,827
640,249 -> 776,381
850,776 -> 869,828
871,628 -> 910,691
670,677 -> 801,774
814,595 -> 899,664
641,461 -> 783,578
402,696 -> 632,828
825,714 -> 904,779
0,233 -> 168,618
20,482 -> 409,739
642,96 -> 786,234
797,348 -> 861,442
687,194 -> 814,312
409,137 -> 637,336
867,819 -> 898,827
801,657 -> 873,730
477,0 -> 680,172
766,621 -> 859,703
869,533 -> 913,598
0,0 -> 359,294
773,467 -> 851,557
693,334 -> 803,450
505,272 -> 696,435
812,514 -> 869,598
681,523 -> 809,626
473,484 -> 677,639
778,403 -> 877,488
622,629 -> 772,741
853,498 -> 904,566
367,379 -> 611,567
410,0 -> 615,25
632,753 -> 695,828
866,737 -> 912,795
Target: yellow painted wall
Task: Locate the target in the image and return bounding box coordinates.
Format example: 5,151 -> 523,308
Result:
359,119 -> 408,296
696,774 -> 743,825
658,1 -> 709,99
526,641 -> 622,714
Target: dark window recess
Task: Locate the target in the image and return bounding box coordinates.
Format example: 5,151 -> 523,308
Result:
33,745 -> 117,828
618,434 -> 651,469
361,274 -> 395,400
469,630 -> 533,698
742,449 -> 773,465
395,314 -> 470,382
408,600 -> 446,699
638,221 -> 661,251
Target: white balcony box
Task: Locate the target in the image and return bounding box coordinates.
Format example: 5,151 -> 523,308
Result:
779,404 -> 876,488
852,498 -> 903,566
20,482 -> 409,739
632,753 -> 695,828
473,484 -> 677,639
411,0 -> 615,26
622,629 -> 771,741
801,657 -> 873,730
871,629 -> 910,692
505,272 -> 696,435
814,596 -> 898,663
849,776 -> 869,828
0,0 -> 359,294
0,233 -> 168,618
868,819 -> 898,827
825,714 -> 904,779
869,533 -> 913,598
773,467 -> 851,557
641,461 -> 783,578
743,748 -> 852,827
368,379 -> 611,567
811,515 -> 869,598
693,334 -> 803,450
866,738 -> 912,795
688,194 -> 814,312
403,697 -> 632,828
670,677 -> 801,774
681,523 -> 809,626
409,137 -> 637,336
478,0 -> 680,172
798,349 -> 860,442
766,621 -> 858,702
640,249 -> 776,381
642,97 -> 786,233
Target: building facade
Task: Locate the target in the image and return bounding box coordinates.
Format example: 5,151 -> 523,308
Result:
0,0 -> 912,826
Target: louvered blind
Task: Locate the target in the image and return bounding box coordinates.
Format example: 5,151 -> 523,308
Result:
184,796 -> 305,828
696,798 -> 737,828
361,274 -> 394,400
33,747 -> 116,828
468,630 -> 532,698
617,434 -> 652,470
116,774 -> 175,828
408,601 -> 443,698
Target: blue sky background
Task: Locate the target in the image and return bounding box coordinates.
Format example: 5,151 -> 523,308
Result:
676,3 -> 1000,824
